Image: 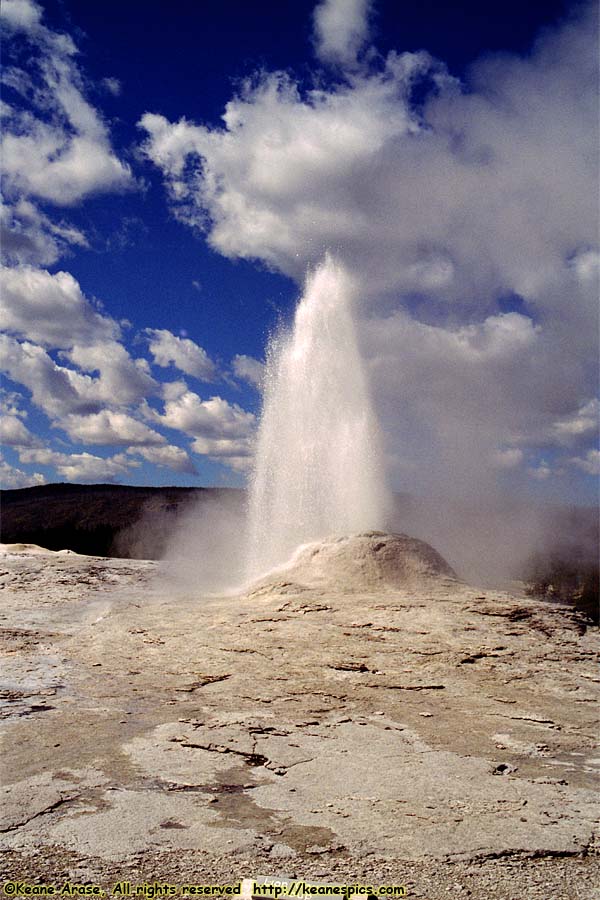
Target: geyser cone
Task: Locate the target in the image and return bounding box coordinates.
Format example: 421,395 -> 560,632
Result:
246,532 -> 458,595
246,256 -> 390,580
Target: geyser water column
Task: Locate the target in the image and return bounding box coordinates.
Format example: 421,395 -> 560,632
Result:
246,255 -> 391,580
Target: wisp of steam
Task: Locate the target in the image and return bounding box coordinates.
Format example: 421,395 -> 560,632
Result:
246,255 -> 391,581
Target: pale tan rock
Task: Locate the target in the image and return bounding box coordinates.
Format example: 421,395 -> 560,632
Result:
0,538 -> 598,896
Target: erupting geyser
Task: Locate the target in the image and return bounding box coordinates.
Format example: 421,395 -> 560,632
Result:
246,255 -> 391,581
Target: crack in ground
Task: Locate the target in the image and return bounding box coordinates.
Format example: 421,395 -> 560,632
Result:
363,683 -> 446,691
459,843 -> 596,863
174,738 -> 270,770
172,734 -> 314,776
0,793 -> 81,833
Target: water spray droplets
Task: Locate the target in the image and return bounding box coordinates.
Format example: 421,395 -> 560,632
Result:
246,255 -> 390,581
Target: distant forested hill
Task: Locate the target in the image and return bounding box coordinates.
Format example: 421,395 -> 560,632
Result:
0,483 -> 242,559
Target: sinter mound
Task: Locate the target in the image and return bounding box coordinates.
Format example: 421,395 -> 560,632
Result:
248,531 -> 458,594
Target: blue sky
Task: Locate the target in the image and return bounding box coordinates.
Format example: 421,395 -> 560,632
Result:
1,0 -> 598,503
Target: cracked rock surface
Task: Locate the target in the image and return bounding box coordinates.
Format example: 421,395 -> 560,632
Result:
0,542 -> 598,898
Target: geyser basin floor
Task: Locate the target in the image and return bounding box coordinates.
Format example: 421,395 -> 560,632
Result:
1,546 -> 599,897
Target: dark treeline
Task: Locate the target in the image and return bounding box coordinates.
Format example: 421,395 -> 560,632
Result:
0,483 -> 240,558
524,552 -> 599,624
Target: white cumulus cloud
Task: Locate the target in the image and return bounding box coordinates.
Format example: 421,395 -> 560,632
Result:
570,449 -> 600,476
1,199 -> 88,267
313,0 -> 373,68
129,444 -> 196,475
0,265 -> 119,348
147,388 -> 256,472
146,328 -> 217,381
153,389 -> 255,439
1,4 -> 133,206
18,447 -> 137,482
1,0 -> 133,268
190,436 -> 254,472
58,411 -> 166,447
0,335 -> 157,419
0,0 -> 42,31
0,457 -> 45,489
0,414 -> 40,448
232,354 -> 265,389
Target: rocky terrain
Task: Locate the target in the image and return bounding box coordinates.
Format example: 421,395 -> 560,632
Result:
0,536 -> 598,897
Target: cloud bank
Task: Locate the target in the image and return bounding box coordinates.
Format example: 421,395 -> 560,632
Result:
0,0 -> 259,485
0,264 -> 257,481
140,2 -> 599,498
1,0 -> 133,268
